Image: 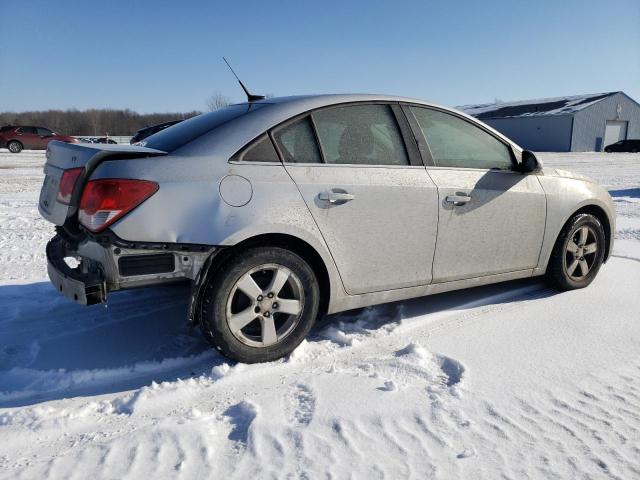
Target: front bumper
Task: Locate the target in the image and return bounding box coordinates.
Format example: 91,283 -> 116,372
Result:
46,236 -> 107,305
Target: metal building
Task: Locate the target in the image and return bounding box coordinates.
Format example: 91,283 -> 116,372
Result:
458,91 -> 640,152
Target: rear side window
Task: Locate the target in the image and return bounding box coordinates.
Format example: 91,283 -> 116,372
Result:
410,107 -> 513,170
312,104 -> 409,166
142,103 -> 268,152
237,134 -> 280,162
273,117 -> 322,163
18,127 -> 37,134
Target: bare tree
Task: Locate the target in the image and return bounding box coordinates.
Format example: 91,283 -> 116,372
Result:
206,92 -> 230,111
87,109 -> 102,136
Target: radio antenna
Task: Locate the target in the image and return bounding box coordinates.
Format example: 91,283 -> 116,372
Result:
223,57 -> 265,102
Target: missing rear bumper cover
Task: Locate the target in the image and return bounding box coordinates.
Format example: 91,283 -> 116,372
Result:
46,236 -> 106,305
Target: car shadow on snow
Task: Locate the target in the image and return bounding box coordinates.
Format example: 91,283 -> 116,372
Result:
609,188 -> 640,198
0,277 -> 553,408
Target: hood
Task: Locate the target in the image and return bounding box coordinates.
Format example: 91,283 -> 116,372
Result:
540,167 -> 596,184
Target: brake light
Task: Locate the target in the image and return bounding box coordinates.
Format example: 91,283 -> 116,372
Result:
78,179 -> 158,232
57,168 -> 84,205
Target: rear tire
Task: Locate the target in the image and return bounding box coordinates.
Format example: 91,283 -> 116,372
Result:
7,141 -> 23,153
199,246 -> 320,363
545,213 -> 606,291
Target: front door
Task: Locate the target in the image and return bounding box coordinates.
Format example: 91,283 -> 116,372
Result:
35,127 -> 54,149
273,103 -> 439,295
407,106 -> 546,283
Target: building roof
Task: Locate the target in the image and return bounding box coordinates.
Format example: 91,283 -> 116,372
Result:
458,92 -> 620,119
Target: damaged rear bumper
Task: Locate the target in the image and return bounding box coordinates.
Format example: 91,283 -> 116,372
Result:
46,236 -> 107,305
46,234 -> 215,306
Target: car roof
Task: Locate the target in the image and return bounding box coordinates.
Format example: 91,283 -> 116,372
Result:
238,93 -> 450,111
5,125 -> 50,129
226,94 -> 488,133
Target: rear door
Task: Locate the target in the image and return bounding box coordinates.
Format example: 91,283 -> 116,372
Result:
405,105 -> 546,283
15,127 -> 39,149
275,103 -> 439,295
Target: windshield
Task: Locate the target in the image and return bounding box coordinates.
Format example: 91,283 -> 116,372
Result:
140,103 -> 268,152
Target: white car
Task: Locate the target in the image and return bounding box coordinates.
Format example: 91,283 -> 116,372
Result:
38,94 -> 615,363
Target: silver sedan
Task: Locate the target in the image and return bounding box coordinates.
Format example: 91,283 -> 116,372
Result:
39,94 -> 615,363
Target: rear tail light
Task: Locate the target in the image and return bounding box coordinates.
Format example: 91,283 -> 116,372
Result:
79,179 -> 158,232
57,167 -> 84,205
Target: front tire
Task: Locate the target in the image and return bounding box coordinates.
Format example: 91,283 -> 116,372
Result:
545,213 -> 606,291
7,141 -> 23,153
199,246 -> 320,363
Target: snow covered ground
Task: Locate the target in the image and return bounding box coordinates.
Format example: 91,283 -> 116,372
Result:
0,150 -> 639,479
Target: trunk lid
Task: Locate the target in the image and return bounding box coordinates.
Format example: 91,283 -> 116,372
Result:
38,140 -> 167,226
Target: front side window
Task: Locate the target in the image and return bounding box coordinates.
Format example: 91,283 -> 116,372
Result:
37,127 -> 53,136
312,104 -> 409,166
410,107 -> 513,170
273,117 -> 322,164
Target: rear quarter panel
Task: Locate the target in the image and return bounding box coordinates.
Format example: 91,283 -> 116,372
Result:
91,154 -> 347,310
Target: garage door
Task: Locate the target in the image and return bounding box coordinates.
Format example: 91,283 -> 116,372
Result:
604,120 -> 628,149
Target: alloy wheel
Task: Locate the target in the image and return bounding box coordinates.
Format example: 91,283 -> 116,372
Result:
564,225 -> 599,280
226,263 -> 304,347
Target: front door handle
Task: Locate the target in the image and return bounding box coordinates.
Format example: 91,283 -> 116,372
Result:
445,194 -> 472,206
318,190 -> 355,204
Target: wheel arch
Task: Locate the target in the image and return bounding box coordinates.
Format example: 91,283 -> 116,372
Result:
7,139 -> 23,150
226,233 -> 331,316
192,233 -> 333,325
570,204 -> 612,262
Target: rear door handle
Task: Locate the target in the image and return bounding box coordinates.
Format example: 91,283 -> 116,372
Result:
445,194 -> 472,206
318,190 -> 355,204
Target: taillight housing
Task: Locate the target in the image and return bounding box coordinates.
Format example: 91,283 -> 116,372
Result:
79,179 -> 159,232
57,167 -> 84,205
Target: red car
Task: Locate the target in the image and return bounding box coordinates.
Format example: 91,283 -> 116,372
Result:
0,126 -> 79,153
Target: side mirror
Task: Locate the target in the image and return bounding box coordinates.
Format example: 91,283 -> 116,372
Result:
520,150 -> 542,173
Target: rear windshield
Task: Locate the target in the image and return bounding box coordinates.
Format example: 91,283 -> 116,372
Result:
140,103 -> 268,152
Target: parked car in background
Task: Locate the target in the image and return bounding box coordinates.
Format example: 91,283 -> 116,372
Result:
605,139 -> 640,153
0,126 -> 79,153
130,120 -> 183,144
94,137 -> 118,144
38,94 -> 615,363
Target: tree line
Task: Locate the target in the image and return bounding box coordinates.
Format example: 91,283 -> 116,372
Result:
0,90 -> 273,136
0,108 -> 202,136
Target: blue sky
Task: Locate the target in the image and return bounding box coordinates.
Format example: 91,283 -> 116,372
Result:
1,0 -> 639,113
